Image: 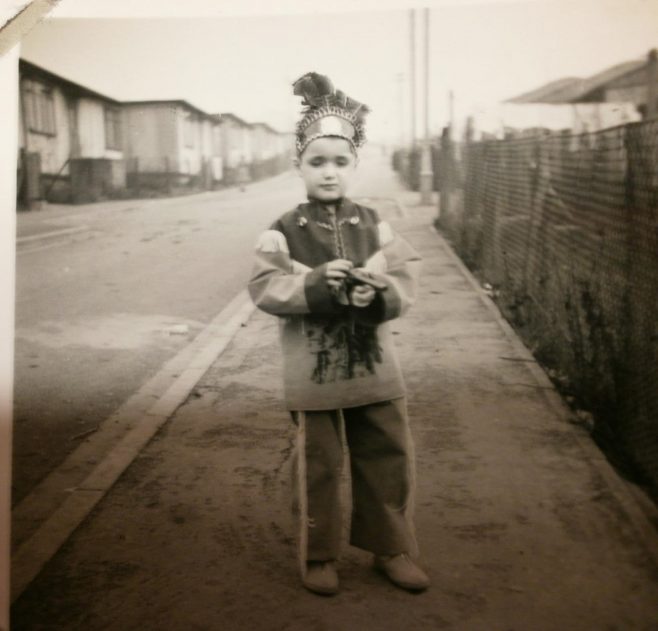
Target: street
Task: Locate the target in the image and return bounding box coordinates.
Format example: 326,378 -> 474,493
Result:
13,167 -> 308,505
11,147 -> 658,630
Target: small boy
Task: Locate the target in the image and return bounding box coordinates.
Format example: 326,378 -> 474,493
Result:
248,72 -> 429,595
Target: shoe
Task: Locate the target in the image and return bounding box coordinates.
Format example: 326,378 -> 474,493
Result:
374,553 -> 430,591
302,561 -> 339,595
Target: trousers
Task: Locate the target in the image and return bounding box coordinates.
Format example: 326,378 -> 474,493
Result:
292,398 -> 418,564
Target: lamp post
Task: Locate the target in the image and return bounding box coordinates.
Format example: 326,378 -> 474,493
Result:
419,7 -> 434,205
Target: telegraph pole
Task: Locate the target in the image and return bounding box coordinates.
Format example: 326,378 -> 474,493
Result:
419,7 -> 434,204
409,10 -> 416,148
396,72 -> 405,147
449,89 -> 454,132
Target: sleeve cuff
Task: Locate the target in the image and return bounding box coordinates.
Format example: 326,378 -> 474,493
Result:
304,264 -> 343,314
350,280 -> 402,325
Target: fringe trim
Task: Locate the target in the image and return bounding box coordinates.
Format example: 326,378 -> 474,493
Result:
400,398 -> 420,558
296,411 -> 309,577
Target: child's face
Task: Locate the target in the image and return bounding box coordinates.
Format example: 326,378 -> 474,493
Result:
296,136 -> 358,202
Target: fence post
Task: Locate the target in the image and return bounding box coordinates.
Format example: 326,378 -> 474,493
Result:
646,48 -> 657,119
438,126 -> 453,219
523,135 -> 549,292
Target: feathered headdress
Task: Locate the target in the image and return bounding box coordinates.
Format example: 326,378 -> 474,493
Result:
292,72 -> 370,155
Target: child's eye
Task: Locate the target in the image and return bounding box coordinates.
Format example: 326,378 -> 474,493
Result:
309,159 -> 324,167
335,158 -> 349,167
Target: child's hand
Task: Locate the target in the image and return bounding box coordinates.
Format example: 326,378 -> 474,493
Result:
349,284 -> 376,308
325,259 -> 353,290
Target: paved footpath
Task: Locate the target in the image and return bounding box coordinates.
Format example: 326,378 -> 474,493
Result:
11,193 -> 658,630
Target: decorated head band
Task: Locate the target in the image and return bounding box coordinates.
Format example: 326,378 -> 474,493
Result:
292,72 -> 370,155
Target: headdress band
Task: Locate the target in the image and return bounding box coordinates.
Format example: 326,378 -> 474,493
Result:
292,72 -> 369,155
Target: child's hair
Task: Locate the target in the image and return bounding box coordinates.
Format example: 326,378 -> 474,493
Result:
292,72 -> 370,156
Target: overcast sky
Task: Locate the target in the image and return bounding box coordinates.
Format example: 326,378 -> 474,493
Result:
17,0 -> 658,143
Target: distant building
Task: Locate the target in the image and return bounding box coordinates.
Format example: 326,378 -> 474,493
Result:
507,49 -> 658,118
218,113 -> 253,184
18,59 -> 126,205
249,122 -> 295,180
250,122 -> 278,161
17,59 -> 292,207
122,100 -> 222,193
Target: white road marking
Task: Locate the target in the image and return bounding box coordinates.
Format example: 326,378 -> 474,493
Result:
16,225 -> 89,244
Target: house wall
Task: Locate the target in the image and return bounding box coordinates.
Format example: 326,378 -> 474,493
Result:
251,126 -> 270,161
77,97 -> 122,160
200,119 -> 213,160
211,124 -> 223,180
123,104 -> 178,172
241,127 -> 253,163
221,121 -> 236,167
176,107 -> 200,175
221,119 -> 253,168
19,77 -> 71,175
605,85 -> 648,106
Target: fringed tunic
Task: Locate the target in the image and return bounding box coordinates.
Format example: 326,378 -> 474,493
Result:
248,197 -> 421,411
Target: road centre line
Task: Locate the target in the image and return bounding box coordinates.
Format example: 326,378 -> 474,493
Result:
11,290 -> 256,602
16,225 -> 89,244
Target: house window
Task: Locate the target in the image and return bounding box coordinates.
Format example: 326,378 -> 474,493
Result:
23,79 -> 56,135
104,105 -> 122,150
184,112 -> 196,148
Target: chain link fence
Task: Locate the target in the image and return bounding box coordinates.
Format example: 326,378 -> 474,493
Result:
433,120 -> 658,494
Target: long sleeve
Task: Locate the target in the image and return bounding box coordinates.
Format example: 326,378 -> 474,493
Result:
248,228 -> 344,316
354,221 -> 422,325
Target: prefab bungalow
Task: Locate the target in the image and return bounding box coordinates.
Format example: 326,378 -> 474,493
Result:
275,131 -> 295,167
218,113 -> 253,184
507,49 -> 658,118
250,122 -> 285,180
122,100 -> 222,194
17,59 -> 127,206
250,122 -> 277,162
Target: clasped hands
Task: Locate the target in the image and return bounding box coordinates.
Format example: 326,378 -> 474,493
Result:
325,259 -> 376,308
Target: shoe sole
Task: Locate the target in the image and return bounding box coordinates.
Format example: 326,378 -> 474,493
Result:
302,581 -> 339,596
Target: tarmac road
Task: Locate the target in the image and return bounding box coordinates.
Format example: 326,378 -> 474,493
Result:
12,168 -> 306,505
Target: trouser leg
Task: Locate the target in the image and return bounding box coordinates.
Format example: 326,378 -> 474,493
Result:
343,398 -> 419,556
291,410 -> 344,564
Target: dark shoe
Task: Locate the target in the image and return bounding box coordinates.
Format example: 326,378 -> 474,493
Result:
374,553 -> 430,591
302,561 -> 339,595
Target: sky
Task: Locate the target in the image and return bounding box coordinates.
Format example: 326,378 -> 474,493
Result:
14,0 -> 658,143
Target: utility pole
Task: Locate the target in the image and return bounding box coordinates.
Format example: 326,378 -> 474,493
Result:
419,7 -> 434,205
396,72 -> 405,147
449,89 -> 454,132
409,9 -> 416,148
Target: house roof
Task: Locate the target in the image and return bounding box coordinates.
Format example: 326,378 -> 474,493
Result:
220,112 -> 250,127
250,121 -> 279,134
123,100 -> 220,122
507,77 -> 582,104
507,58 -> 647,104
19,58 -> 122,105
